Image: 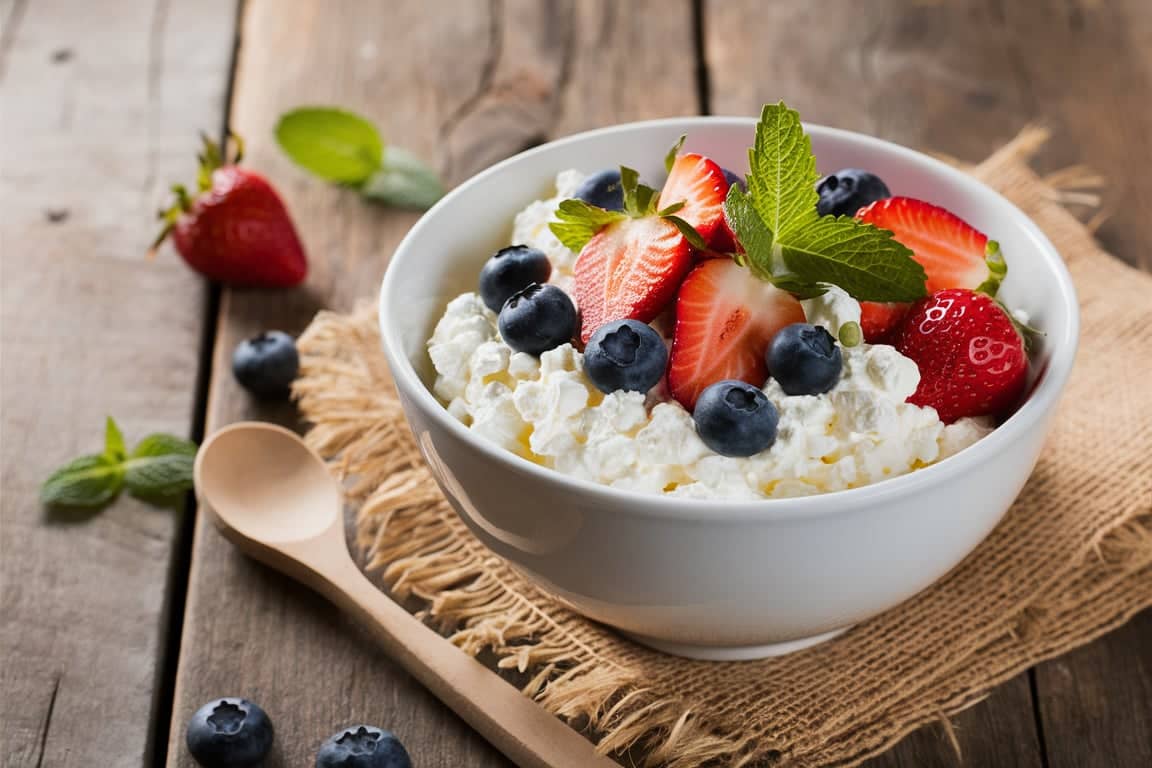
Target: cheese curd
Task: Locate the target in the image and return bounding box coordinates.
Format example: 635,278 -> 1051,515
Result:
426,172 -> 993,500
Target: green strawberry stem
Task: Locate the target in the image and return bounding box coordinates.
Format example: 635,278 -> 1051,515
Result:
149,132 -> 245,259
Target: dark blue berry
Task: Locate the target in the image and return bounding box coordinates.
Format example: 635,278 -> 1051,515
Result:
766,323 -> 843,395
316,725 -> 411,768
232,331 -> 299,399
478,245 -> 552,313
722,167 -> 746,192
693,380 -> 779,457
583,319 -> 668,394
574,169 -> 625,211
497,283 -> 577,356
186,698 -> 274,768
815,169 -> 890,217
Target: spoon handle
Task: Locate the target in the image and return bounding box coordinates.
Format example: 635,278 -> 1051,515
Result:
308,549 -> 619,768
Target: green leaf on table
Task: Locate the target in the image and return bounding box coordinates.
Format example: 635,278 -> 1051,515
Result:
275,107 -> 384,184
41,454 -> 123,508
123,433 -> 198,498
104,416 -> 126,462
360,146 -> 446,210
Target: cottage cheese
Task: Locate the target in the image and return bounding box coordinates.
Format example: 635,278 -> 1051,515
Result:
427,172 -> 993,500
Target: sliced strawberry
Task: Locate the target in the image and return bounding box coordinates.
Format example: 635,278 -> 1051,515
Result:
573,215 -> 693,343
858,301 -> 910,343
856,197 -> 999,343
658,153 -> 730,248
893,288 -> 1028,423
668,258 -> 805,410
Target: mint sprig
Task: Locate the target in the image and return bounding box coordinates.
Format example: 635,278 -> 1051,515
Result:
276,107 -> 445,210
41,417 -> 198,509
725,102 -> 927,302
549,164 -> 706,252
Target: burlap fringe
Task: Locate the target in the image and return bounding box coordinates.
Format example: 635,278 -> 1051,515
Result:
292,132 -> 1152,767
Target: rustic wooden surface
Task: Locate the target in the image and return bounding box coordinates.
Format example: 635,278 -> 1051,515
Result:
0,0 -> 236,766
2,1 -> 1150,767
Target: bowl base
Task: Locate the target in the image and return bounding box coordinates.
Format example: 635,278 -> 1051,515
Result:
620,626 -> 851,661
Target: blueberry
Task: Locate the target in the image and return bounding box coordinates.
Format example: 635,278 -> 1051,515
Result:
478,244 -> 552,313
693,381 -> 779,458
186,698 -> 273,768
584,319 -> 668,394
497,283 -> 577,356
815,169 -> 891,217
232,331 -> 299,399
573,169 -> 625,211
316,725 -> 412,768
766,323 -> 843,395
721,167 -> 746,192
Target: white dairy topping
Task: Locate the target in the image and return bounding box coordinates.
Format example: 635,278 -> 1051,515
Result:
427,172 -> 994,500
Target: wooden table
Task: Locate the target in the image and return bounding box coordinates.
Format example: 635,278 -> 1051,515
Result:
3,1 -> 1150,766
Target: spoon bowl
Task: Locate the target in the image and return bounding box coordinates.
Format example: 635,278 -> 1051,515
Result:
193,421 -> 615,768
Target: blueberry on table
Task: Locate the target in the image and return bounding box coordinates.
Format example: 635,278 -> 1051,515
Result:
584,319 -> 668,394
232,331 -> 299,399
316,725 -> 412,768
478,244 -> 552,313
815,169 -> 891,217
186,698 -> 274,768
497,283 -> 578,356
766,323 -> 843,395
573,169 -> 625,211
693,380 -> 779,458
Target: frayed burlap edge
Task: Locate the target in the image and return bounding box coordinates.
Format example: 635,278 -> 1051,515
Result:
293,132 -> 1152,768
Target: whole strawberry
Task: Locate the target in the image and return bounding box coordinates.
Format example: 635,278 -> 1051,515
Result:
893,288 -> 1028,423
151,134 -> 307,287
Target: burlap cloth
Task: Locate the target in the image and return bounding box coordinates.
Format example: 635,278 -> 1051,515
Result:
293,131 -> 1152,767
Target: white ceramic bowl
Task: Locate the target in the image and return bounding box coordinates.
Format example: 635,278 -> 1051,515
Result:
379,118 -> 1078,660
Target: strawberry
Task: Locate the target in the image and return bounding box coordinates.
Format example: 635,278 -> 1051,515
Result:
573,215 -> 693,343
657,152 -> 731,249
893,288 -> 1028,423
151,134 -> 307,287
667,258 -> 805,410
856,197 -> 1003,342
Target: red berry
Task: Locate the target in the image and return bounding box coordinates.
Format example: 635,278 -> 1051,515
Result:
657,152 -> 731,249
667,258 -> 805,410
856,197 -> 1000,343
893,288 -> 1028,423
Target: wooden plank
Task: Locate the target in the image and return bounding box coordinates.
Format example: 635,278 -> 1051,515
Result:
705,0 -> 1152,272
165,1 -> 699,766
1034,609 -> 1152,767
0,0 -> 237,766
704,1 -> 1152,765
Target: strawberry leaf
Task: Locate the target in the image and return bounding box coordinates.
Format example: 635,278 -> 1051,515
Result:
780,216 -> 927,302
663,215 -> 708,250
549,199 -> 627,252
976,239 -> 1007,296
664,134 -> 686,173
746,102 -> 820,239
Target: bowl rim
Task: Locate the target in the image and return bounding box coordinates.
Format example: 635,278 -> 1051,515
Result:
379,116 -> 1080,522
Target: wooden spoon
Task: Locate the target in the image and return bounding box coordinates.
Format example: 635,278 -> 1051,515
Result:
194,421 -> 617,768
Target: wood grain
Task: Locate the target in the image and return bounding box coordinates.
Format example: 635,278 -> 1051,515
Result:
0,0 -> 237,765
165,1 -> 697,766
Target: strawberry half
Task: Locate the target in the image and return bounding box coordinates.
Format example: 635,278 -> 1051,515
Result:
856,197 -> 1003,342
573,215 -> 693,343
152,134 -> 307,287
658,153 -> 731,249
893,288 -> 1028,423
668,258 -> 805,410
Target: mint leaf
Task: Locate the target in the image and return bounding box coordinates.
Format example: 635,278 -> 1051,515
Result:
361,147 -> 445,210
724,185 -> 775,280
41,454 -> 123,508
549,199 -> 626,251
780,216 -> 926,302
746,102 -> 820,239
665,134 -> 686,173
276,107 -> 383,184
104,416 -> 126,462
124,433 -> 198,497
